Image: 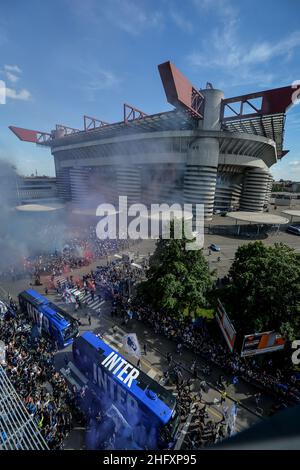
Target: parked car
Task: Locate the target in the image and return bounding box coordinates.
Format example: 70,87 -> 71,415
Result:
209,243 -> 221,252
286,225 -> 300,236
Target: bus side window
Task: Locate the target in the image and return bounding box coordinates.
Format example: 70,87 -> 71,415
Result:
28,303 -> 38,324
42,315 -> 50,333
51,325 -> 59,341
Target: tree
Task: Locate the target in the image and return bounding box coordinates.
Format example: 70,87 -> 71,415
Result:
228,241 -> 300,339
137,220 -> 213,317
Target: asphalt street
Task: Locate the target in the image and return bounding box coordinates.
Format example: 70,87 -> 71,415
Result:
1,211 -> 299,448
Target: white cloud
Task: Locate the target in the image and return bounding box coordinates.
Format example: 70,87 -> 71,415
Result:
170,12 -> 193,33
68,0 -> 163,36
272,158 -> 300,180
188,29 -> 300,77
4,64 -> 22,73
86,69 -> 120,91
5,87 -> 31,101
193,0 -> 237,18
76,64 -> 121,102
188,0 -> 300,86
110,2 -> 163,36
2,64 -> 22,83
5,71 -> 19,83
1,63 -> 32,100
229,31 -> 300,68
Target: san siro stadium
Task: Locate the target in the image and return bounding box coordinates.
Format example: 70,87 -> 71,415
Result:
10,61 -> 299,220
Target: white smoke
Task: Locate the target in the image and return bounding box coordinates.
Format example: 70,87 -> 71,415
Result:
0,159 -> 69,273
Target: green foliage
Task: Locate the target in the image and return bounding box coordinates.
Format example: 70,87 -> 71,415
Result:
228,241 -> 300,339
137,220 -> 213,317
182,306 -> 214,320
271,185 -> 284,192
195,307 -> 215,321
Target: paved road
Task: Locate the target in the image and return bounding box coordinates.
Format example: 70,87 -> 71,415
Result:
54,299 -> 262,448
1,209 -> 299,293
1,214 -> 298,448
29,271 -> 274,444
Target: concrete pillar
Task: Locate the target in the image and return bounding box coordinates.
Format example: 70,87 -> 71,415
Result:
56,167 -> 71,202
69,167 -> 90,204
240,168 -> 270,211
184,89 -> 224,220
116,165 -> 141,206
214,181 -> 243,211
264,175 -> 273,205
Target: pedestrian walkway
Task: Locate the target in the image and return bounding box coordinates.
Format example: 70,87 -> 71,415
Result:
102,324 -> 162,382
52,275 -> 268,432
54,275 -> 105,314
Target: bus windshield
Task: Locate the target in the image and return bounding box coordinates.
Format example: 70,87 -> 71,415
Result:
167,410 -> 180,437
63,321 -> 79,341
135,374 -> 176,410
158,409 -> 180,445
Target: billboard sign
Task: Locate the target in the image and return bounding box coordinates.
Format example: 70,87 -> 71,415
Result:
241,331 -> 285,357
215,299 -> 236,352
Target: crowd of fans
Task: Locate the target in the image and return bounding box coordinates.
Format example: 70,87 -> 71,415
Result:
0,224 -> 134,282
175,380 -> 228,448
127,303 -> 300,407
1,224 -> 300,449
74,258 -> 300,409
0,304 -> 77,449
56,254 -> 300,412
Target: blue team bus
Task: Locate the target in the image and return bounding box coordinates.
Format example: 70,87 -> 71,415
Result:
18,289 -> 79,348
72,331 -> 179,449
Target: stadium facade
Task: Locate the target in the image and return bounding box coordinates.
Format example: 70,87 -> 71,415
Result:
10,61 -> 299,220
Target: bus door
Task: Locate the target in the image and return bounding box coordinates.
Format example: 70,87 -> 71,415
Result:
51,324 -> 63,348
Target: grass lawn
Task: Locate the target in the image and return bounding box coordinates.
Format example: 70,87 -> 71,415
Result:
196,307 -> 215,321
182,306 -> 215,321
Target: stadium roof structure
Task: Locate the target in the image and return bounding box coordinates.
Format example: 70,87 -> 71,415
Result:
222,113 -> 286,158
10,109 -> 195,147
226,211 -> 289,225
9,60 -> 300,160
281,209 -> 300,222
0,365 -> 49,450
15,203 -> 64,212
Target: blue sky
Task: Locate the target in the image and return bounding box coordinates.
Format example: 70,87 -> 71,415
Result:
0,0 -> 299,180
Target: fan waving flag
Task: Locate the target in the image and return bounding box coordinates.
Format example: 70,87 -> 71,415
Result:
0,301 -> 8,315
227,403 -> 238,436
0,340 -> 6,365
122,333 -> 141,359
